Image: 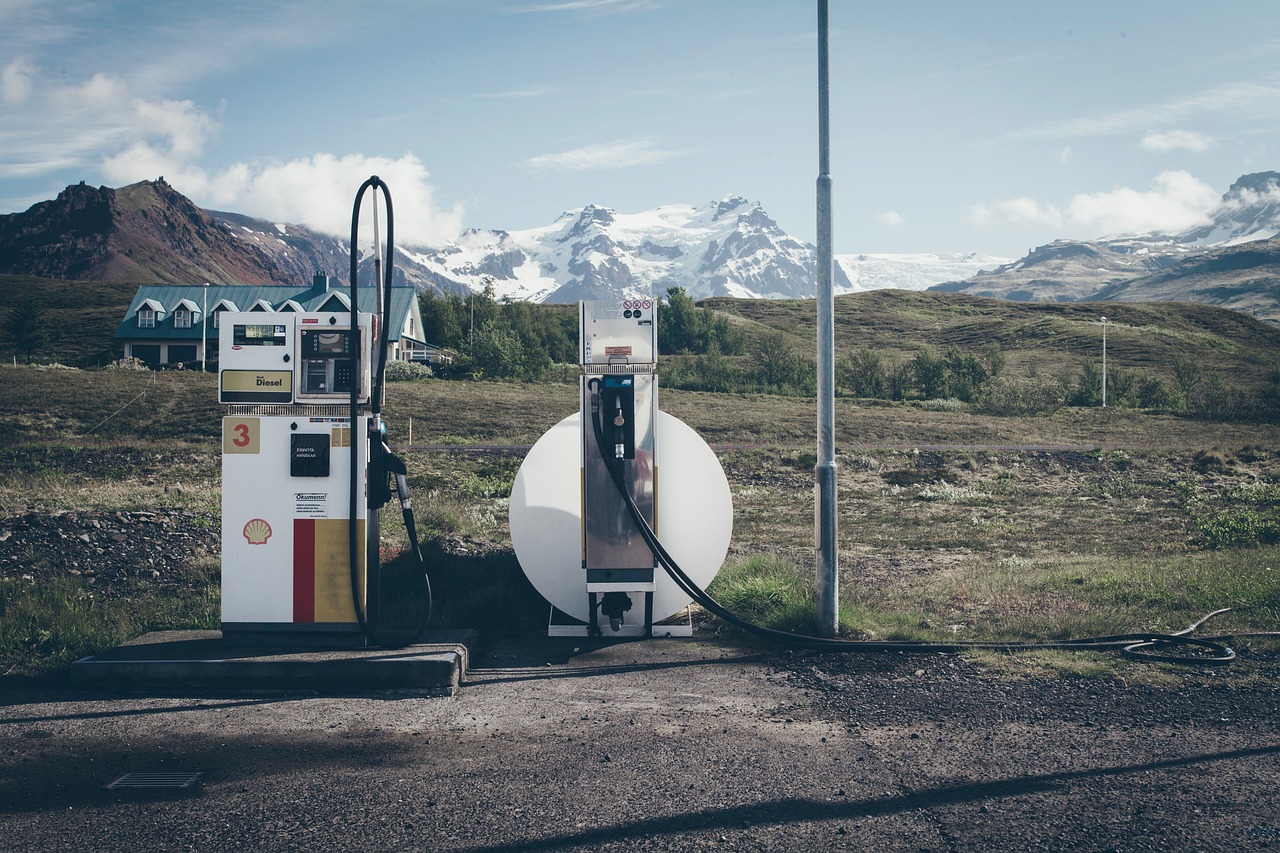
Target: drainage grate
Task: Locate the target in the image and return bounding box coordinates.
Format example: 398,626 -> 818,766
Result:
105,772 -> 203,790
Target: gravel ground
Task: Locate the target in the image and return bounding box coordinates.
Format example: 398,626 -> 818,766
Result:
2,635 -> 1279,852
0,507 -> 218,597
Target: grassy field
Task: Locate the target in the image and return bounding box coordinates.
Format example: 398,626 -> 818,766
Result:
1,362 -> 1278,679
702,290 -> 1280,393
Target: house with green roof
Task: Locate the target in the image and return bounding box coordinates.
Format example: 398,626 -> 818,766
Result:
113,274 -> 443,367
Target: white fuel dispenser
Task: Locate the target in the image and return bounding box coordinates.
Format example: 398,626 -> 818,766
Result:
510,299 -> 733,637
219,310 -> 379,644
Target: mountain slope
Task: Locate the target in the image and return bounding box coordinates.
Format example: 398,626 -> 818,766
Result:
1092,236 -> 1280,319
0,180 -> 300,284
930,171 -> 1280,321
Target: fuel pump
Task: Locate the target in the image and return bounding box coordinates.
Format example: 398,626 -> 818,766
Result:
218,176 -> 430,647
508,300 -> 735,638
580,301 -> 660,635
219,310 -> 378,644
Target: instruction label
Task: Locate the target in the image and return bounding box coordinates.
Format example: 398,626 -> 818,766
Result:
294,492 -> 330,518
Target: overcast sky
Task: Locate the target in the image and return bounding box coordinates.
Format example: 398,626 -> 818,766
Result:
2,0 -> 1277,258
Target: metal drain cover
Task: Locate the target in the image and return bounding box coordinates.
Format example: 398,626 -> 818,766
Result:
105,772 -> 203,790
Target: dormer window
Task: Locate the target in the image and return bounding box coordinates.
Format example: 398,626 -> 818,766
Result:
211,299 -> 239,328
135,298 -> 164,329
317,292 -> 350,313
174,307 -> 192,328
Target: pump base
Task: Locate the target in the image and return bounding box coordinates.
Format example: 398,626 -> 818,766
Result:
547,605 -> 693,638
221,622 -> 369,648
73,629 -> 472,695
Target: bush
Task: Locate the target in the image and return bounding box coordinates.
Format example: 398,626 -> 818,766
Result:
103,357 -> 150,371
978,376 -> 1065,416
385,359 -> 434,381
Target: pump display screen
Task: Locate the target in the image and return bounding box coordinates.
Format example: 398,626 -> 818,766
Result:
300,329 -> 352,358
232,324 -> 288,346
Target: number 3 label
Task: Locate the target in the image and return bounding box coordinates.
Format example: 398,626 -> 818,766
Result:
223,417 -> 260,454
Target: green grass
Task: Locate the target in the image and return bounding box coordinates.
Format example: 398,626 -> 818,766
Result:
0,558 -> 220,677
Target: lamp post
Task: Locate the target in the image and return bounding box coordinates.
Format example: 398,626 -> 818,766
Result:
201,282 -> 209,373
814,0 -> 838,637
1101,316 -> 1107,408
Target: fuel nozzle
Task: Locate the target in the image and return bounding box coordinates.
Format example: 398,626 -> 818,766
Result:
613,398 -> 626,459
600,592 -> 633,632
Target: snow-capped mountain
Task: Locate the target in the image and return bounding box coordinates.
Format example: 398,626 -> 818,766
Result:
407,196 -> 920,303
931,172 -> 1280,320
835,251 -> 1012,293
1180,171 -> 1280,247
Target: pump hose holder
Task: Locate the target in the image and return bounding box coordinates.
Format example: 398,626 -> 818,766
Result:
346,176 -> 433,649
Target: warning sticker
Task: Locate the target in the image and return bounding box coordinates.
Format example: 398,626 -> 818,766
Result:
294,492 -> 329,518
604,346 -> 633,356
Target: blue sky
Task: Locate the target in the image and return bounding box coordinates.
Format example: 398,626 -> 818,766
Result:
2,0 -> 1278,258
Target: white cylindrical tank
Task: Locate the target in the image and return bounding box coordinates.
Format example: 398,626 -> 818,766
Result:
510,412 -> 732,625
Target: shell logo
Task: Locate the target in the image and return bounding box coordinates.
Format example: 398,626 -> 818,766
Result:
243,518 -> 272,545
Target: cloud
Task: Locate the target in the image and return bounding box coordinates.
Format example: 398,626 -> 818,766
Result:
1,59 -> 35,104
969,171 -> 1219,238
527,139 -> 682,172
104,150 -> 464,248
876,210 -> 905,228
0,63 -> 461,246
1140,129 -> 1214,153
1058,145 -> 1072,165
1007,80 -> 1280,140
969,196 -> 1064,230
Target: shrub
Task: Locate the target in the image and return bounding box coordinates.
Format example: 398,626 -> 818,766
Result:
103,357 -> 150,371
385,359 -> 434,381
978,376 -> 1065,416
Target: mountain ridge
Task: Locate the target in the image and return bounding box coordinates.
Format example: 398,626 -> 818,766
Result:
2,174 -> 1277,319
930,171 -> 1280,321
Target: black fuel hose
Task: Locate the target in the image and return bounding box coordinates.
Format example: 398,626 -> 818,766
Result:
347,176 -> 433,649
586,381 -> 1238,665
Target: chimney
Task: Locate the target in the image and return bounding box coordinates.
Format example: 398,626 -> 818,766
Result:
312,272 -> 330,293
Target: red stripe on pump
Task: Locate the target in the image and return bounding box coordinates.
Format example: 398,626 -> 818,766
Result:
293,518 -> 316,623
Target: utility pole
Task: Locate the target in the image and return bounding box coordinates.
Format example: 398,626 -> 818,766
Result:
815,0 -> 838,637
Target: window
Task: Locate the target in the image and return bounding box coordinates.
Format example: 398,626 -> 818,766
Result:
137,307 -> 155,328
174,308 -> 192,329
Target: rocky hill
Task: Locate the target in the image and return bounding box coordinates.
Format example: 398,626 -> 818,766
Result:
0,179 -> 407,290
931,172 -> 1280,321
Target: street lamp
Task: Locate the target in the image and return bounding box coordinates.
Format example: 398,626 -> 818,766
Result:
1101,316 -> 1107,408
201,282 -> 209,373
814,0 -> 838,637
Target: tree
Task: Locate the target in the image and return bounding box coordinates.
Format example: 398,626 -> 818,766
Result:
911,349 -> 949,399
469,323 -> 526,378
840,348 -> 886,398
4,296 -> 50,363
658,286 -> 702,354
944,347 -> 987,402
1072,362 -> 1103,406
752,330 -> 806,391
982,342 -> 1006,379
